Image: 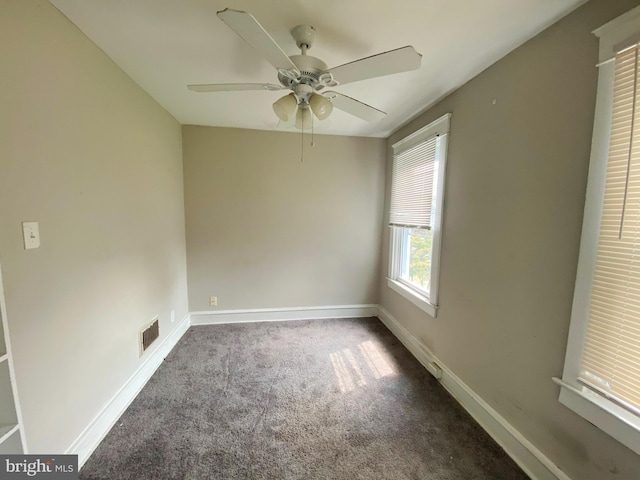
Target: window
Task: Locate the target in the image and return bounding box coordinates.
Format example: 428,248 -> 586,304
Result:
387,113 -> 450,317
555,6 -> 640,455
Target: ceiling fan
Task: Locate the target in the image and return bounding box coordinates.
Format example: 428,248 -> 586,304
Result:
188,8 -> 422,129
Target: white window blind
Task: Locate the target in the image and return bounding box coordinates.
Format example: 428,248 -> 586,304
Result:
580,44 -> 640,414
389,136 -> 437,229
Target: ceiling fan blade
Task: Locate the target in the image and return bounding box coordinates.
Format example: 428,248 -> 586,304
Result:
187,83 -> 283,92
217,9 -> 299,74
328,46 -> 421,86
325,92 -> 386,122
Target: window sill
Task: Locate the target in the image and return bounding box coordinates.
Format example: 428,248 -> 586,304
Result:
387,279 -> 438,318
552,377 -> 640,455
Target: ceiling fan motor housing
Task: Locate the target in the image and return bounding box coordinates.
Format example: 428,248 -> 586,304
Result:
278,54 -> 335,94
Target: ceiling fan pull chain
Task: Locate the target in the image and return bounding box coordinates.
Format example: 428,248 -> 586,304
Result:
300,121 -> 304,163
311,114 -> 315,147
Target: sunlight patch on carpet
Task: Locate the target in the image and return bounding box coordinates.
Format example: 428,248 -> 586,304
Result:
330,341 -> 398,393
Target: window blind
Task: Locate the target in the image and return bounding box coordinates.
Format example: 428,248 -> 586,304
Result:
389,136 -> 437,229
580,44 -> 640,414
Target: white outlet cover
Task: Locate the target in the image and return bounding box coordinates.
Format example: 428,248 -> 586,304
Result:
22,222 -> 40,249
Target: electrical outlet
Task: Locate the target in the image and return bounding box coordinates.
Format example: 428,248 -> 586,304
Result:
210,296 -> 217,307
171,310 -> 175,323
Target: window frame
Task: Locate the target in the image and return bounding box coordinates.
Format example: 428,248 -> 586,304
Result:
555,6 -> 640,455
387,113 -> 451,318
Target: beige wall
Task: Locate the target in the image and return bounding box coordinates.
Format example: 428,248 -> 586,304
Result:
0,0 -> 188,453
379,0 -> 640,479
6,0 -> 640,475
183,126 -> 385,311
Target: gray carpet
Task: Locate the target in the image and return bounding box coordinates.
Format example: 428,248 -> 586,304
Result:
80,317 -> 530,479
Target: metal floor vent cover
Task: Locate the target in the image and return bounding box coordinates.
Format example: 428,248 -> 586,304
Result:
140,317 -> 159,356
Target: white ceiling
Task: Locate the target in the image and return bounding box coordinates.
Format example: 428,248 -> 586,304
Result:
50,0 -> 585,138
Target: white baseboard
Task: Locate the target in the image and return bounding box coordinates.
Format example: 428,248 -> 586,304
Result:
66,304 -> 569,480
190,304 -> 379,326
67,314 -> 191,468
377,307 -> 571,480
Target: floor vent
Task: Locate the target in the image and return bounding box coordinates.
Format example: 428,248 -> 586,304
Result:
140,317 -> 159,356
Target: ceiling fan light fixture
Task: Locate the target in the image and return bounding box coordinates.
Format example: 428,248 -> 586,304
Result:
295,106 -> 312,130
309,93 -> 333,120
273,93 -> 297,121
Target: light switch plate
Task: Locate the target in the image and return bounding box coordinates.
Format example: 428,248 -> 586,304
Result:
22,222 -> 40,249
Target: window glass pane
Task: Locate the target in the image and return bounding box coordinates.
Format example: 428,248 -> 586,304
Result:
400,228 -> 432,293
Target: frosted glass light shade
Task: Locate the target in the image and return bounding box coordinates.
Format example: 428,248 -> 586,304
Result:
273,93 -> 297,121
295,107 -> 312,130
309,93 -> 333,120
